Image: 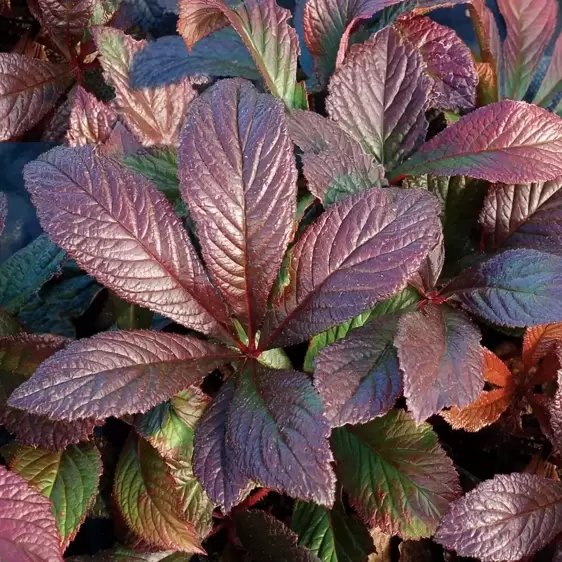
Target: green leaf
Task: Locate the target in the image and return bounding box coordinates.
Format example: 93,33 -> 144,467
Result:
11,443 -> 102,548
331,410 -> 460,539
111,293 -> 154,330
0,309 -> 21,336
304,287 -> 419,372
258,347 -> 293,369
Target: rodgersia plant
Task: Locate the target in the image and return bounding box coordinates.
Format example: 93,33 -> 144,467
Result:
3,0 -> 562,560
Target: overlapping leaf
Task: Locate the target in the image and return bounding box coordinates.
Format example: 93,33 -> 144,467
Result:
260,187 -> 440,349
534,33 -> 562,108
523,322 -> 562,370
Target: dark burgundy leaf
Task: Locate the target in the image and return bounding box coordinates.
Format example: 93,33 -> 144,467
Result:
412,232 -> 444,292
549,364 -> 562,454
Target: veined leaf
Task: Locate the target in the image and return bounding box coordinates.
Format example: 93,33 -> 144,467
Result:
327,26 -> 430,170
534,33 -> 562,108
23,145 -> 233,339
392,101 -> 562,183
179,79 -> 296,339
90,0 -> 119,25
0,54 -> 73,141
523,323 -> 562,371
227,363 -> 335,506
332,409 -> 460,539
470,0 -> 501,66
395,304 -> 484,422
11,443 -> 102,548
435,473 -> 562,561
119,0 -> 177,31
67,549 -> 193,561
261,188 -> 440,349
0,465 -> 63,561
498,0 -> 557,100
8,331 -> 238,421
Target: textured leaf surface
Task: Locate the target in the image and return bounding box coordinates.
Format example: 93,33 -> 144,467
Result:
327,26 -> 429,170
332,410 -> 460,539
11,444 -> 101,548
67,550 -> 192,561
23,146 -> 232,338
8,331 -> 236,421
499,0 -> 557,100
37,0 -> 94,50
0,54 -> 72,141
523,323 -> 562,371
179,79 -> 296,338
228,363 -> 335,506
442,249 -> 562,327
114,433 -> 203,553
0,464 -> 63,561
534,33 -> 562,108
0,310 -> 21,336
314,316 -> 401,427
130,29 -> 260,89
395,304 -> 483,422
392,101 -> 562,183
435,473 -> 562,561
470,0 -> 501,67
261,188 -> 440,349
0,192 -> 7,237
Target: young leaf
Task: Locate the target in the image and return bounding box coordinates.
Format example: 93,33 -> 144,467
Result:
435,473 -> 562,561
523,323 -> 562,371
534,34 -> 562,108
227,363 -> 336,506
314,315 -> 402,427
23,145 -> 233,339
93,26 -> 203,146
179,79 -> 297,339
261,187 -> 440,349
332,409 -> 460,539
395,16 -> 477,111
442,248 -> 562,327
11,443 -> 102,548
470,0 -> 501,67
395,303 -> 484,422
498,0 -> 557,100
0,54 -> 73,141
114,433 -> 204,553
392,101 -> 562,183
327,26 -> 430,170
0,465 -> 63,562
8,331 -> 238,421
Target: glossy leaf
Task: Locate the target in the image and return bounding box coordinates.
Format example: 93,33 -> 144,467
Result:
0,54 -> 72,141
0,464 -> 63,561
523,323 -> 562,371
435,473 -> 562,561
392,101 -> 562,183
37,0 -> 94,51
327,26 -> 430,170
179,79 -> 296,338
314,315 -> 402,427
395,304 -> 484,422
11,443 -> 102,548
228,363 -> 335,506
442,248 -> 562,327
534,34 -> 562,108
332,409 -> 460,539
23,145 -> 233,339
261,187 -> 440,349
8,331 -> 237,421
498,0 -> 557,100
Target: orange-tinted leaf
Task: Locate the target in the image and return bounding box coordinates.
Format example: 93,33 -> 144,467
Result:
483,347 -> 514,387
523,323 -> 562,371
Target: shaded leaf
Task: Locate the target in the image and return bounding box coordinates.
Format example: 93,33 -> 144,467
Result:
0,309 -> 21,336
119,0 -> 177,31
470,0 -> 501,67
37,0 -> 94,51
523,322 -> 562,371
0,192 -> 7,237
67,549 -> 192,561
534,33 -> 562,108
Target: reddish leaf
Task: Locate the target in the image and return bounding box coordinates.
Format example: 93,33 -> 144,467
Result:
23,145 -> 233,339
392,101 -> 562,183
327,26 -> 430,170
470,0 -> 501,66
0,54 -> 73,141
476,61 -> 498,105
395,304 -> 484,422
8,331 -> 238,421
482,347 -> 514,387
534,33 -> 562,108
0,192 -> 7,238
435,473 -> 562,561
0,465 -> 63,561
261,187 -> 440,349
66,86 -> 117,147
549,364 -> 562,454
523,323 -> 562,371
179,79 -> 296,339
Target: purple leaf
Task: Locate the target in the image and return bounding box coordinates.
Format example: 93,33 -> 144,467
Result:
327,26 -> 430,170
23,145 -> 233,339
395,16 -> 477,111
260,187 -> 441,349
179,79 -> 296,339
287,110 -> 384,206
8,331 -> 238,421
0,465 -> 63,562
395,303 -> 484,422
534,33 -> 562,108
470,0 -> 502,67
435,473 -> 562,561
442,249 -> 562,327
392,101 -> 562,183
227,362 -> 336,506
193,377 -> 253,513
498,0 -> 557,100
410,232 -> 445,292
0,54 -> 73,141
314,315 -> 402,427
